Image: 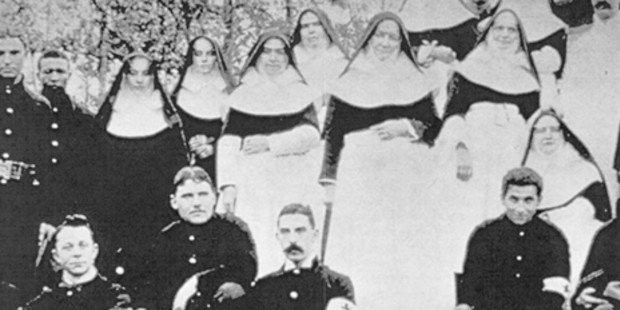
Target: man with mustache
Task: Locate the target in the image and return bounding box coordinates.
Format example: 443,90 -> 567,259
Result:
22,214 -> 132,309
0,25 -> 61,307
131,166 -> 256,310
247,203 -> 355,310
456,167 -> 570,310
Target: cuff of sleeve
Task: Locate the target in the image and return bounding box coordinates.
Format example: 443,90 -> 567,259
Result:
542,276 -> 570,299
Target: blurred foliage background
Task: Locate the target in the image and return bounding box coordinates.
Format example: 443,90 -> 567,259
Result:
0,0 -> 591,114
0,0 -> 414,113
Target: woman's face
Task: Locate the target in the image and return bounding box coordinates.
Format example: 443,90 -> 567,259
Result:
125,56 -> 153,91
532,115 -> 564,156
256,38 -> 289,78
191,38 -> 217,74
299,12 -> 329,48
368,19 -> 402,61
487,12 -> 521,53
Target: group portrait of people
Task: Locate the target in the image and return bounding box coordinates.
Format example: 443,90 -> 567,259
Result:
1,0 -> 620,309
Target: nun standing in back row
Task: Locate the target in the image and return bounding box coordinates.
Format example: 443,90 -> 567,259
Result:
217,31 -> 323,277
171,36 -> 234,184
95,52 -> 189,284
319,12 -> 443,309
290,8 -> 349,128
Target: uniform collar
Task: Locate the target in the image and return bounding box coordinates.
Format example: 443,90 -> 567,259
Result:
1,75 -> 24,94
282,256 -> 319,272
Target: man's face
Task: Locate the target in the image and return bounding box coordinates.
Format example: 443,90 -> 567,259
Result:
0,37 -> 25,79
276,214 -> 317,264
191,38 -> 217,74
299,12 -> 330,49
532,115 -> 564,156
39,57 -> 70,88
256,38 -> 289,78
503,185 -> 540,225
171,180 -> 216,225
368,19 -> 402,61
53,226 -> 99,277
593,0 -> 619,20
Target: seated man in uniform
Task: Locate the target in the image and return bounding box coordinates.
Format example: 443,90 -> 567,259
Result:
572,217 -> 620,310
247,203 -> 355,310
456,167 -> 570,310
133,166 -> 256,310
22,214 -> 132,309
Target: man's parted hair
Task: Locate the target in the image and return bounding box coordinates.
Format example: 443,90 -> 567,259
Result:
173,166 -> 215,192
278,203 -> 315,228
501,167 -> 543,197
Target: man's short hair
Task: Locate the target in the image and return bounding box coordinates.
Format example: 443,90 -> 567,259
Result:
173,166 -> 215,192
278,203 -> 315,229
501,167 -> 543,197
51,214 -> 96,247
38,49 -> 69,69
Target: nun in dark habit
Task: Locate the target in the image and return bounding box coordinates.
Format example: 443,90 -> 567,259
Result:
319,12 -> 444,309
171,36 -> 233,184
94,52 -> 189,284
216,31 -> 323,277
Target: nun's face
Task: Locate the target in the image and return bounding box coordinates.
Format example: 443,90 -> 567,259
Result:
592,0 -> 619,20
487,12 -> 520,53
299,12 -> 329,48
256,38 -> 289,78
191,38 -> 217,74
125,56 -> 153,91
368,19 -> 402,61
533,115 -> 564,156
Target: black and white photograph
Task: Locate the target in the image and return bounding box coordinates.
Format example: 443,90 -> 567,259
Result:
1,0 -> 619,309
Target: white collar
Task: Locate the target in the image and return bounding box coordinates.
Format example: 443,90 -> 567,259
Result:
293,44 -> 346,65
228,67 -> 320,116
456,44 -> 539,95
283,256 -> 316,272
330,50 -> 435,108
525,142 -> 601,208
182,70 -> 227,93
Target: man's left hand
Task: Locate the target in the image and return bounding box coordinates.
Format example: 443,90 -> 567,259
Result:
214,282 -> 245,302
